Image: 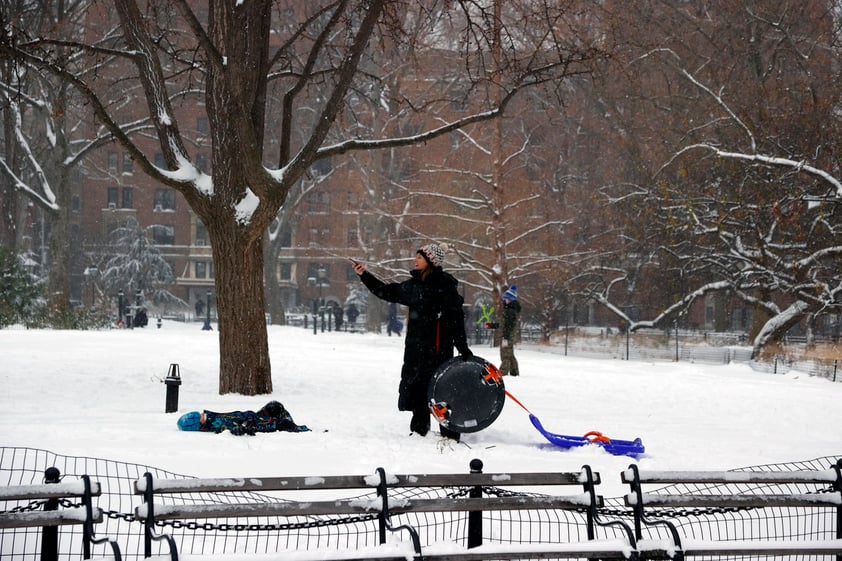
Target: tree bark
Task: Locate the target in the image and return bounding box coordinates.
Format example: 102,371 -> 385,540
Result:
211,219 -> 272,395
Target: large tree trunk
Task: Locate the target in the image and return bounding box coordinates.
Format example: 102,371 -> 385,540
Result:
211,219 -> 272,395
46,172 -> 72,309
750,299 -> 810,359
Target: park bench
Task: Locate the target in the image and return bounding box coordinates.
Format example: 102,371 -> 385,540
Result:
133,458 -> 637,560
622,459 -> 842,560
0,467 -> 121,561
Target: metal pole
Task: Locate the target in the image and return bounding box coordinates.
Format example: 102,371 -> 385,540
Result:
626,328 -> 630,360
319,283 -> 325,333
467,458 -> 483,548
40,467 -> 60,561
564,313 -> 569,357
675,319 -> 679,362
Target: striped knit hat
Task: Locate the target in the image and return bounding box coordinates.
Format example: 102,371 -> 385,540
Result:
503,285 -> 518,301
418,243 -> 446,269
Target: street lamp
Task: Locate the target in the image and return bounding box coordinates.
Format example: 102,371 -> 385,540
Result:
83,267 -> 97,307
202,289 -> 212,331
307,277 -> 317,334
318,267 -> 327,333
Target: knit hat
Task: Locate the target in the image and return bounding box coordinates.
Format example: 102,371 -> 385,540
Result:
177,411 -> 202,431
503,285 -> 518,301
418,242 -> 447,269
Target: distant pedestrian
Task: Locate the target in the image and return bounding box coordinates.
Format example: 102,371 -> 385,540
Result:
134,307 -> 149,328
351,243 -> 472,441
346,303 -> 359,324
334,306 -> 344,331
387,302 -> 403,336
500,285 -> 520,376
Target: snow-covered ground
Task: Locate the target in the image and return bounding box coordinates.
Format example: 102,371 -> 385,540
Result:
1,321 -> 840,498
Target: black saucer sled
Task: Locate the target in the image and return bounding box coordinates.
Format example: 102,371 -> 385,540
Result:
427,356 -> 505,433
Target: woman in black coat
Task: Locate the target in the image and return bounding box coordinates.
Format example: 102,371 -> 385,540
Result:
351,243 -> 473,440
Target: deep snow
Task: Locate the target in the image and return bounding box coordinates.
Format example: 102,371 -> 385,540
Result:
1,321 -> 840,498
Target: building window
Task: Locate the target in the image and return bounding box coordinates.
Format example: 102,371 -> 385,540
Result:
306,191 -> 330,214
121,187 -> 133,209
347,227 -> 357,246
347,191 -> 358,209
195,219 -> 208,246
122,153 -> 133,174
310,157 -> 332,177
107,152 -> 119,174
195,153 -> 208,173
307,263 -> 330,284
107,187 -> 118,208
151,224 -> 175,245
279,263 -> 292,280
279,225 -> 292,247
196,116 -> 209,135
154,152 -> 166,168
72,195 -> 81,212
195,261 -> 207,279
154,189 -> 176,211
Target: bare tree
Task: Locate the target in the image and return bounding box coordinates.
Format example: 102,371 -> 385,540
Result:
1,0 -> 605,394
575,0 -> 841,355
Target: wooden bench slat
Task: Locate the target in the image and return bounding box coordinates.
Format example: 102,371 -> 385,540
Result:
680,538 -> 842,556
137,494 -> 596,521
134,471 -> 591,495
173,539 -> 632,561
0,481 -> 101,501
627,492 -> 841,508
622,469 -> 839,485
0,508 -> 102,529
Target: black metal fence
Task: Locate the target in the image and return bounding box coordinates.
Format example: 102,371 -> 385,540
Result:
2,447 -> 840,560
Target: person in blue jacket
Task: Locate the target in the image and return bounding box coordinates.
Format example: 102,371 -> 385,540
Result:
351,243 -> 472,441
177,401 -> 309,435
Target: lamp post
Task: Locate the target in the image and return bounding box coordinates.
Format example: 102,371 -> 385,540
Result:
117,289 -> 124,326
307,277 -> 317,334
83,267 -> 97,307
318,266 -> 327,333
202,289 -> 212,331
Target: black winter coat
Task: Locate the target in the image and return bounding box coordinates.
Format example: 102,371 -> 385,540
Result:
360,268 -> 471,411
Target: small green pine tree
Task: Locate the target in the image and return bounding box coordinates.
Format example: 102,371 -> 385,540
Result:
0,248 -> 40,328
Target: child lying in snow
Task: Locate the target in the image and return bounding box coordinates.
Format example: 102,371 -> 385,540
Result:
177,400 -> 309,436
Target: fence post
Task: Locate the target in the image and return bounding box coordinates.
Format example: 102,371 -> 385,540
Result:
40,467 -> 61,561
625,329 -> 630,360
833,359 -> 838,383
142,472 -> 155,558
467,458 -> 483,548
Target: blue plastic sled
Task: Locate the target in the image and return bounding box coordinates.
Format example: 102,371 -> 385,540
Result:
529,414 -> 645,458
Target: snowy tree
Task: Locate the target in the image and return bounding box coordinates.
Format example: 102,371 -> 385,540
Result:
1,1 -> 605,394
574,0 -> 842,356
0,0 -> 149,312
99,217 -> 186,310
0,247 -> 39,328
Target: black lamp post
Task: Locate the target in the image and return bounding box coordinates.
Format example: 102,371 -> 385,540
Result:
318,267 -> 326,333
118,289 -> 124,326
202,289 -> 212,331
307,276 -> 317,334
